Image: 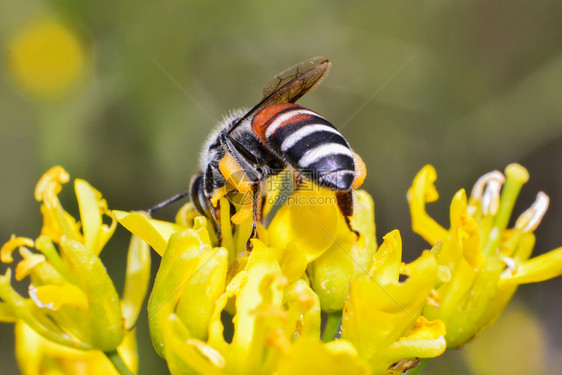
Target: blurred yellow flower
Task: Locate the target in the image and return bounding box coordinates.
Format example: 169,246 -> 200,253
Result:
0,166 -> 150,374
6,14 -> 90,100
408,164 -> 562,348
463,303 -> 547,375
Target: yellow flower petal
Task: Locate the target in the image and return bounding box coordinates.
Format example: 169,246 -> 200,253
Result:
277,338 -> 369,375
208,269 -> 248,350
342,233 -> 438,362
438,189 -> 482,270
271,242 -> 308,285
308,190 -> 377,313
59,237 -> 124,351
218,198 -> 235,258
34,166 -> 69,203
353,313 -> 445,374
0,235 -> 34,263
148,229 -> 207,357
75,179 -> 116,256
0,269 -> 89,349
175,246 -> 228,341
500,246 -> 562,286
121,235 -> 151,330
161,314 -> 224,375
0,302 -> 17,323
15,249 -> 45,281
117,329 -> 139,375
175,202 -> 199,227
13,244 -> 68,286
30,284 -> 88,311
268,188 -> 342,263
113,210 -> 186,256
34,168 -> 82,243
15,320 -> 135,375
34,235 -> 77,284
369,230 -> 402,283
407,165 -> 448,246
284,279 -> 321,339
15,320 -> 44,375
39,203 -> 82,244
231,241 -> 286,373
382,317 -> 446,363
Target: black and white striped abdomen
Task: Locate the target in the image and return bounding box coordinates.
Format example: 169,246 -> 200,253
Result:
251,103 -> 355,191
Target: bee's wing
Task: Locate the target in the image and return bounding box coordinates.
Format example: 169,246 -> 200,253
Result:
261,56 -> 331,102
228,56 -> 331,133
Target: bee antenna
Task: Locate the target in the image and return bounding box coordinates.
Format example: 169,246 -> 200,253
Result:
147,191 -> 190,215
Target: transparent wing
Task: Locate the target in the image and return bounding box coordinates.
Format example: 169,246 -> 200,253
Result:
228,56 -> 331,133
262,56 -> 331,102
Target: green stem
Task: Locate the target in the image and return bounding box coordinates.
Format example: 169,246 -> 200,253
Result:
105,350 -> 133,375
322,311 -> 341,342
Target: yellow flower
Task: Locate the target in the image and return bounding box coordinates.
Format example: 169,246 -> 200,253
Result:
341,230 -> 446,374
307,190 -> 377,314
408,164 -> 562,348
116,185 -> 446,374
116,201 -> 325,373
0,167 -> 150,374
6,13 -> 92,100
15,320 -> 137,375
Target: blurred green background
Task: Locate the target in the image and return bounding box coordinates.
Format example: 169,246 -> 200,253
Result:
1,0 -> 561,374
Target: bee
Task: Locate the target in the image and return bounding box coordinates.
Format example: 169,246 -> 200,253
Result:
154,57 -> 366,247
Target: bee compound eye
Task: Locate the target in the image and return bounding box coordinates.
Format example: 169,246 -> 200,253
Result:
189,174 -> 207,216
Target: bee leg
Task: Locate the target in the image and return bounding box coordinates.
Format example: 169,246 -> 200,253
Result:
335,191 -> 359,238
246,182 -> 262,251
293,170 -> 304,191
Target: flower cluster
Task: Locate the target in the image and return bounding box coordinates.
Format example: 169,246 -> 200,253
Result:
409,164 -> 562,349
1,163 -> 560,375
0,167 -> 150,374
115,182 -> 447,374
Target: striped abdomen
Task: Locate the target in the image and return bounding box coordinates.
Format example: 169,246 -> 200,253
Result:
251,103 -> 355,191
